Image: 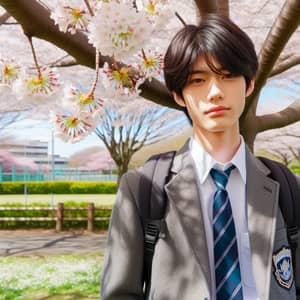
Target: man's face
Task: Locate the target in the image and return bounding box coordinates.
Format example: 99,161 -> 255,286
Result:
173,56 -> 254,135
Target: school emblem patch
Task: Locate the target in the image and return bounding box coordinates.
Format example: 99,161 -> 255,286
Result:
272,247 -> 293,289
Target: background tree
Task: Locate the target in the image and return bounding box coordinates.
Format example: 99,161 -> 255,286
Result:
94,100 -> 184,183
0,0 -> 299,152
0,149 -> 37,172
255,123 -> 300,166
69,148 -> 115,171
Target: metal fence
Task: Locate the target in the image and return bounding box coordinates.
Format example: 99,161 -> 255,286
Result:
0,165 -> 117,182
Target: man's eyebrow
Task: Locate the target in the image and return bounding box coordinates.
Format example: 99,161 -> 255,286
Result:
189,70 -> 208,75
189,68 -> 227,75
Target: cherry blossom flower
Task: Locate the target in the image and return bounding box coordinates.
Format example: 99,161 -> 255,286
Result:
0,59 -> 32,111
50,0 -> 92,34
137,48 -> 163,80
100,62 -> 143,98
88,1 -> 152,60
0,58 -> 19,86
54,110 -> 96,143
136,0 -> 172,27
62,86 -> 104,114
13,67 -> 61,107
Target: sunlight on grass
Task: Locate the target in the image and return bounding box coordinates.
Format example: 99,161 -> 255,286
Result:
0,254 -> 103,300
0,194 -> 115,207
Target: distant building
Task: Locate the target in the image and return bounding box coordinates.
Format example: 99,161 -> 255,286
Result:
0,140 -> 68,170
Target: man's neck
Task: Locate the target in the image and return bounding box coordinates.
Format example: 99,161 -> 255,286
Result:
193,128 -> 241,163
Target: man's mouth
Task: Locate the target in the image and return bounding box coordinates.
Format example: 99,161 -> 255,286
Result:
205,106 -> 230,114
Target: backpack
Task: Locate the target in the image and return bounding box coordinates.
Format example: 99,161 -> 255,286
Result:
137,151 -> 300,297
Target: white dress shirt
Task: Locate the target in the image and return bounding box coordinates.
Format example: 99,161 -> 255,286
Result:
190,137 -> 258,300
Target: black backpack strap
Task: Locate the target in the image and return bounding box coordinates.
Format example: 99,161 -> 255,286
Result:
258,156 -> 300,289
138,151 -> 176,295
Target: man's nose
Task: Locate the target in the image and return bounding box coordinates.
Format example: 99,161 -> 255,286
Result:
207,80 -> 224,102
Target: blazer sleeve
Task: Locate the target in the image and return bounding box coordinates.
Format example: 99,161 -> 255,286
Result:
101,170 -> 144,300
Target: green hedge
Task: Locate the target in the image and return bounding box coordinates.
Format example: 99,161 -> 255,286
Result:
290,166 -> 300,174
0,181 -> 117,194
0,202 -> 111,230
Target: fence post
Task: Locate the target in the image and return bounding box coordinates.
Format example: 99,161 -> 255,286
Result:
56,202 -> 64,232
87,202 -> 94,232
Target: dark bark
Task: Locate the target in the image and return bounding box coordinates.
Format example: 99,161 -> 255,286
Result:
242,0 -> 300,121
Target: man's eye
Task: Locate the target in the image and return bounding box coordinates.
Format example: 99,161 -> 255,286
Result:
190,78 -> 205,83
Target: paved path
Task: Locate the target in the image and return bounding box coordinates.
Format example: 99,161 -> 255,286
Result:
0,230 -> 108,257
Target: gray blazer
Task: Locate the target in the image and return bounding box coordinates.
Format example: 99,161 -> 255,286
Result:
101,142 -> 299,300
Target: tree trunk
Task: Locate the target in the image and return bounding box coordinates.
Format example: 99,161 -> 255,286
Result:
240,99 -> 260,153
117,163 -> 129,187
217,0 -> 229,16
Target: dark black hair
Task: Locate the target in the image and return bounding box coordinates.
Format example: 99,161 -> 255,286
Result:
164,14 -> 258,98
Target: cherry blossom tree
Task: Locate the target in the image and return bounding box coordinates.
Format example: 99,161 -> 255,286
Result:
255,121 -> 300,166
82,151 -> 115,171
0,149 -> 37,173
95,100 -> 185,183
0,0 -> 299,153
68,147 -> 115,170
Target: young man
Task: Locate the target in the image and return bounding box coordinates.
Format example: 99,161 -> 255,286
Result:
101,14 -> 299,300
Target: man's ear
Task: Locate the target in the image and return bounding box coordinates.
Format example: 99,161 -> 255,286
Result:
246,78 -> 255,97
172,92 -> 186,107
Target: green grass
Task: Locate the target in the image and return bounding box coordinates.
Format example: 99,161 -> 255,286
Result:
0,254 -> 103,300
0,194 -> 116,206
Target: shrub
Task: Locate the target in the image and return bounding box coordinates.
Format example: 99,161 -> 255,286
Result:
70,182 -> 116,194
0,181 -> 117,194
290,166 -> 300,174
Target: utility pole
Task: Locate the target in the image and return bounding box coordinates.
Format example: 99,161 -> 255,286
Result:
50,128 -> 55,206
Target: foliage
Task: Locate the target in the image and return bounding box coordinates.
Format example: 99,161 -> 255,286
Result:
0,181 -> 117,194
0,254 -> 102,300
290,166 -> 300,174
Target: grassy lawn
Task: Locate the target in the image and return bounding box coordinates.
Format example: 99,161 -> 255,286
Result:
0,194 -> 115,207
0,254 -> 103,300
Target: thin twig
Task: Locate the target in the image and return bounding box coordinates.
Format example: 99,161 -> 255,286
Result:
175,12 -> 186,26
88,49 -> 100,97
141,48 -> 147,62
83,0 -> 94,17
26,35 -> 41,77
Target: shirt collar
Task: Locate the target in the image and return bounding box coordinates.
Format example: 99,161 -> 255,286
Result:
190,136 -> 246,184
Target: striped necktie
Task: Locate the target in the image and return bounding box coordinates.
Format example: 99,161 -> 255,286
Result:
210,166 -> 243,300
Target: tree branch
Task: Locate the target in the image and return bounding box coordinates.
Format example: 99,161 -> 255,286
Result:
242,0 -> 300,121
0,0 -> 178,109
257,100 -> 300,132
45,55 -> 78,68
0,11 -> 10,24
217,0 -> 229,17
269,53 -> 300,77
193,0 -> 218,16
193,0 -> 228,17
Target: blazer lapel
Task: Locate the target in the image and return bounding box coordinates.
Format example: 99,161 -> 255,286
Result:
246,150 -> 280,300
164,141 -> 211,294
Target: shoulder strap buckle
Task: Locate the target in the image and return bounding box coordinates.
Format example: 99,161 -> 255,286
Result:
144,219 -> 166,254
